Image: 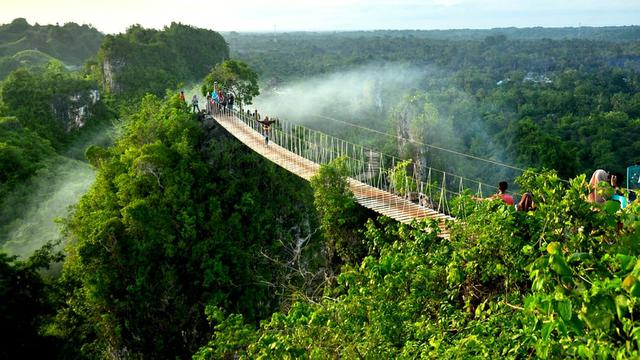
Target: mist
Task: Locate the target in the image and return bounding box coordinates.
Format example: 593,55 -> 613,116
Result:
0,121 -> 115,258
0,157 -> 94,257
251,63 -> 520,193
253,63 -> 425,130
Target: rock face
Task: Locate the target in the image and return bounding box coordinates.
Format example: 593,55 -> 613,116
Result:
50,89 -> 100,132
102,58 -> 124,94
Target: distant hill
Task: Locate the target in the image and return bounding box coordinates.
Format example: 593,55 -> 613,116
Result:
0,18 -> 104,78
344,26 -> 640,41
225,26 -> 640,42
224,26 -> 640,83
0,49 -> 58,79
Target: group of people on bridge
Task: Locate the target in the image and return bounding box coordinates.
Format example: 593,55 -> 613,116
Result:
179,88 -> 236,115
184,87 -> 278,146
205,88 -> 235,113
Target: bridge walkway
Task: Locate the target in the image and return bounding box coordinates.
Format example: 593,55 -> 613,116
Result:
209,112 -> 453,238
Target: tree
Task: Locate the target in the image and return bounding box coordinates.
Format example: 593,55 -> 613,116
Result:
97,23 -> 228,96
196,169 -> 640,359
202,60 -> 259,111
54,94 -> 318,358
0,243 -> 64,359
310,157 -> 369,267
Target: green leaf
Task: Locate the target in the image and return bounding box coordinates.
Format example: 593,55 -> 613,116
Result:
603,200 -> 621,214
567,252 -> 591,264
616,254 -> 636,272
541,322 -> 554,341
556,300 -> 572,321
549,254 -> 572,280
615,295 -> 629,319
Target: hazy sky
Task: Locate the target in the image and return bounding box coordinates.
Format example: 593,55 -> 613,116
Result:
1,0 -> 638,34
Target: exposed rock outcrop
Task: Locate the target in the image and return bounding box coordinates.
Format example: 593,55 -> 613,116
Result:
50,89 -> 100,131
102,58 -> 124,93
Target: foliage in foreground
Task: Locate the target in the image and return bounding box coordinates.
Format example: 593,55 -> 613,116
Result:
310,157 -> 371,268
0,242 -> 63,359
195,169 -> 640,359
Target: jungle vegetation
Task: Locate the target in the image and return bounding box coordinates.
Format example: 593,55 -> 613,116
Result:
0,21 -> 639,359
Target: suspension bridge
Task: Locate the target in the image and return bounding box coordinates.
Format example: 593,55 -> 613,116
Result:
207,108 -> 518,239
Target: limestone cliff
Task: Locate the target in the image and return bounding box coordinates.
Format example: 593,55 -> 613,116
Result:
101,57 -> 124,94
50,89 -> 100,131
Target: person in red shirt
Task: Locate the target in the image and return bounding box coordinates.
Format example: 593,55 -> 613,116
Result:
494,181 -> 514,205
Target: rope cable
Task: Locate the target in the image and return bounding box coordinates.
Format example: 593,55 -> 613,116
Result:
309,114 -> 525,172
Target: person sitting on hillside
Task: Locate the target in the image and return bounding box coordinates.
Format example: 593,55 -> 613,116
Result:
610,172 -> 629,209
256,116 -> 277,145
492,181 -> 514,205
516,192 -> 536,211
191,94 -> 200,113
587,169 -> 610,204
610,173 -> 623,194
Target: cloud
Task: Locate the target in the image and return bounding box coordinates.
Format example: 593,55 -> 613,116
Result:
431,0 -> 464,6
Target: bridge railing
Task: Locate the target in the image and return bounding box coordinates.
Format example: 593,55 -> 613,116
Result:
212,106 -> 516,218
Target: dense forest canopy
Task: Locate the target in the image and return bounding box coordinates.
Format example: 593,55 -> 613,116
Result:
227,29 -> 640,180
96,22 -> 229,97
51,95 -> 319,358
225,28 -> 640,81
0,62 -> 110,201
1,19 -> 640,359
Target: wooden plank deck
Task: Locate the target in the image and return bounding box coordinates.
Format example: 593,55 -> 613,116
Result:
210,113 -> 452,238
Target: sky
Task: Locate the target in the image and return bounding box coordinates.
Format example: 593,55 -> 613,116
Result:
1,0 -> 638,34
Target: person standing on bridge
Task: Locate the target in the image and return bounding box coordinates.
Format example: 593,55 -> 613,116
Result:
211,90 -> 220,112
257,116 -> 277,145
191,94 -> 200,113
219,90 -> 227,111
205,92 -> 212,114
227,93 -> 235,111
